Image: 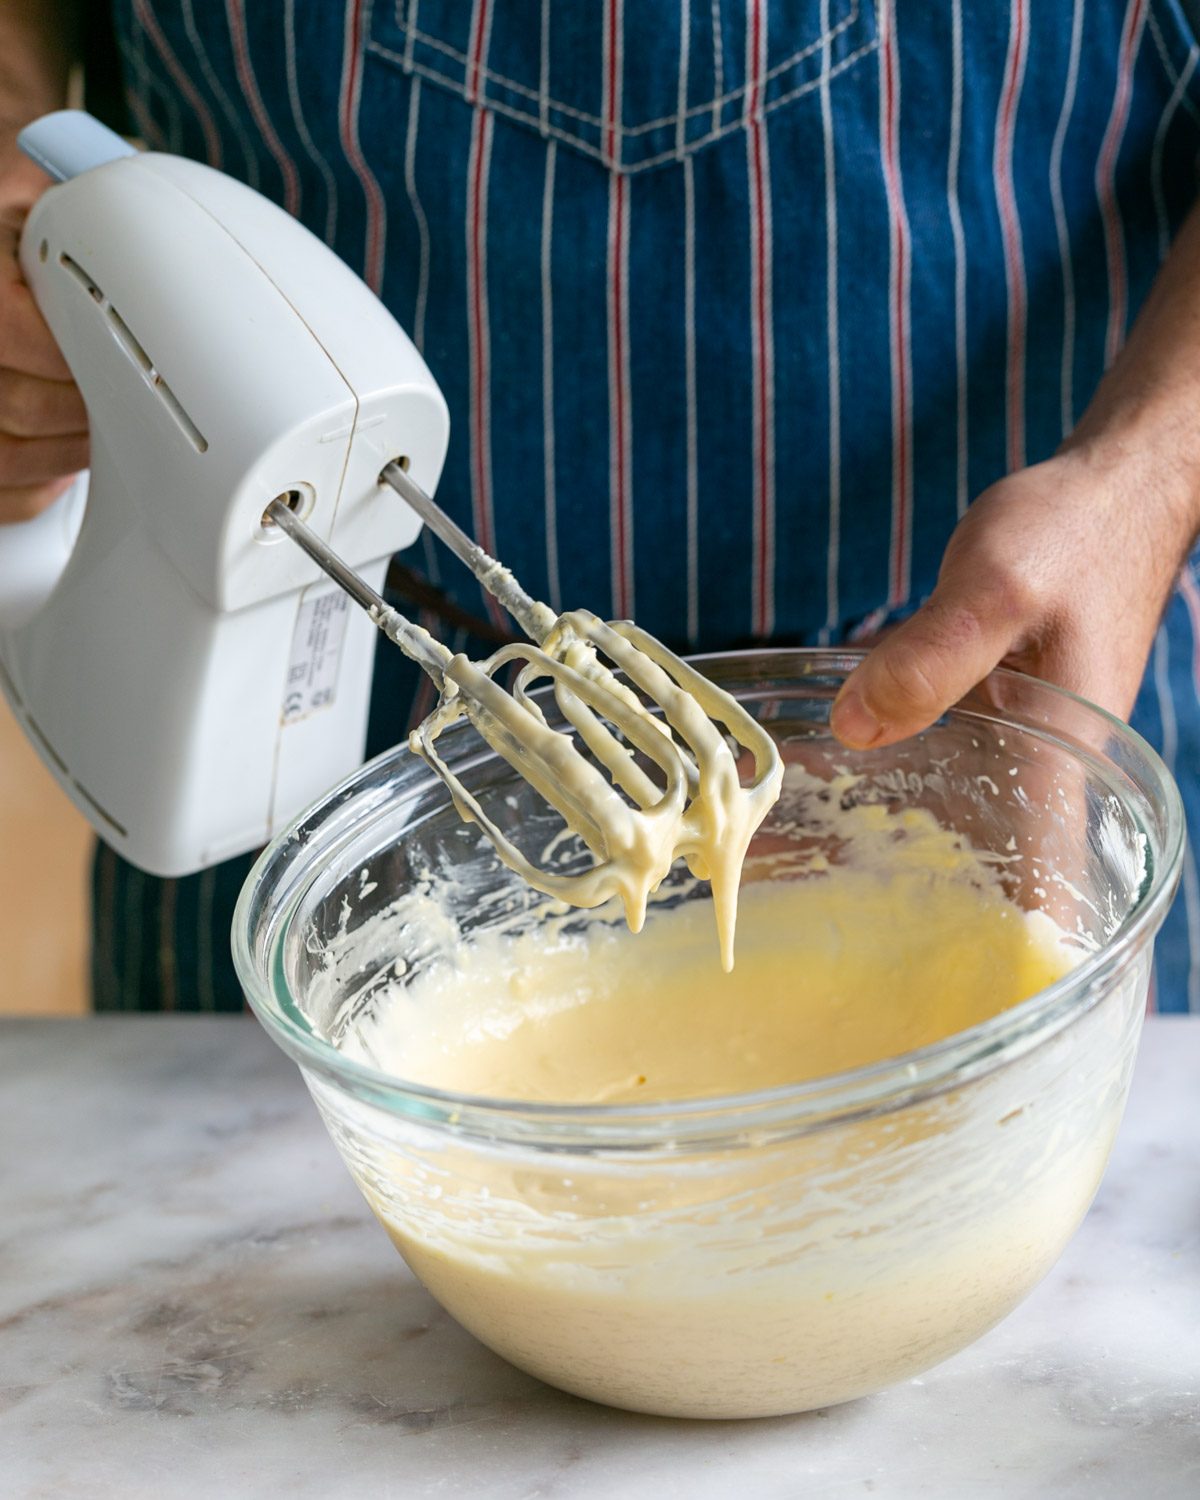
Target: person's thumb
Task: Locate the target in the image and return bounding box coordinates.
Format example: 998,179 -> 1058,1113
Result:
830,574 -> 1026,750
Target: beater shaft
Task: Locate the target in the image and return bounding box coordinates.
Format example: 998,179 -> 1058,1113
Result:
379,460 -> 700,803
264,498 -> 450,681
265,483 -> 782,969
265,495 -> 658,832
380,461 -> 556,644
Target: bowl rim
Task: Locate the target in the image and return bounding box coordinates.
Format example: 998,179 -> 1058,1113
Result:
232,648 -> 1183,1146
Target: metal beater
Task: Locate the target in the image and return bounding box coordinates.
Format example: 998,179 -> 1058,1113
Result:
268,463 -> 782,953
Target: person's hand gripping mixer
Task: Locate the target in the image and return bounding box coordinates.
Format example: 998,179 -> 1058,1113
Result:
269,467 -> 782,971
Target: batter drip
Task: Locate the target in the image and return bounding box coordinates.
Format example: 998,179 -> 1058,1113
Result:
342,783 -> 1080,1102
402,607 -> 783,973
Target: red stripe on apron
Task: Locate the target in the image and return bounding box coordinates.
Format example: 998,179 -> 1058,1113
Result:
132,0 -> 223,166
225,0 -> 301,215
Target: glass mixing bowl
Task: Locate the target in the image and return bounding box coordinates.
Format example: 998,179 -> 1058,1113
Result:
233,650 -> 1183,1419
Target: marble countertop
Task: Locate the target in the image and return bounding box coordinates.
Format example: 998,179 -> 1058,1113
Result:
2,1016 -> 1197,1499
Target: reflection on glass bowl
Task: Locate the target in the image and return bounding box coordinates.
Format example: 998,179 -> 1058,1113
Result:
234,651 -> 1182,1419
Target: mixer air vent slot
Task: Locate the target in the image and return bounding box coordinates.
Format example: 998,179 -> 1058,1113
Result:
106,307 -> 153,372
150,374 -> 208,452
57,252 -> 209,454
23,712 -> 70,776
59,253 -> 103,301
70,778 -> 128,839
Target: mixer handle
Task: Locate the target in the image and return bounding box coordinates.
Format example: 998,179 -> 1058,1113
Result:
0,475 -> 88,633
0,118 -> 133,633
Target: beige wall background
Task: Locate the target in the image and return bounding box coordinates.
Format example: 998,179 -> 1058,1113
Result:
0,702 -> 91,1014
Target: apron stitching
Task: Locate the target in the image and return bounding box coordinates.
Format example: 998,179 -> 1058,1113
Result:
386,5 -> 861,136
367,36 -> 879,175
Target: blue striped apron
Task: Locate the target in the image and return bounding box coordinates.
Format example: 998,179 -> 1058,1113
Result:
95,0 -> 1200,1011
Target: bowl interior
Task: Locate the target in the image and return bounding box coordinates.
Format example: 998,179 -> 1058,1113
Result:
237,652 -> 1181,1115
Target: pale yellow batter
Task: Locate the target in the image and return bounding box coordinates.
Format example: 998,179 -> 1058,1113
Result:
349,865 -> 1074,1104
326,776 -> 1116,1418
344,783 -> 1077,1103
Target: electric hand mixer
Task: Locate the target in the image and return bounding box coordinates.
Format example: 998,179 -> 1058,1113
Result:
0,112 -> 781,959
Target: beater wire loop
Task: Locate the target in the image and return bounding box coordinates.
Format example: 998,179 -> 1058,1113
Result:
272,474 -> 783,951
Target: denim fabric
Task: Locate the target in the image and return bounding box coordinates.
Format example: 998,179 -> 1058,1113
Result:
94,1 -> 1200,1010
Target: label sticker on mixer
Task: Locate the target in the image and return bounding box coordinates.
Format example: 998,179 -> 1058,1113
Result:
282,591 -> 350,724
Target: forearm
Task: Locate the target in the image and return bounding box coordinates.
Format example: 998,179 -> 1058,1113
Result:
831,199 -> 1200,749
0,0 -> 78,199
1065,197 -> 1200,561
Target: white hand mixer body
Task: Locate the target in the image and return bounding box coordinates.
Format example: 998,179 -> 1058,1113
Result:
0,112 -> 449,875
2,113 -> 782,967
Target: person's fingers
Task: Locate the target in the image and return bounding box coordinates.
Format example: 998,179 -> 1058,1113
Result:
0,473 -> 77,523
0,429 -> 88,487
831,570 -> 1029,750
0,272 -> 74,381
0,195 -> 87,516
0,366 -> 86,437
